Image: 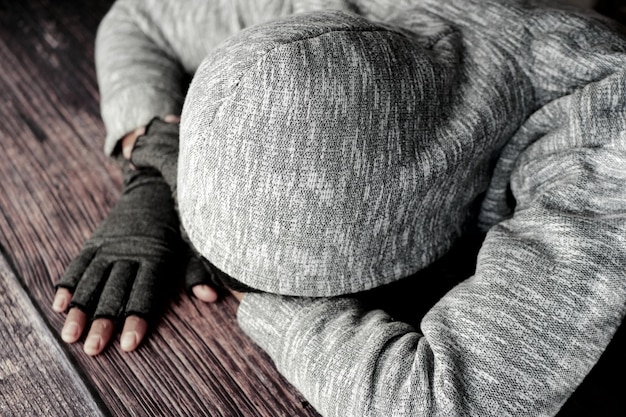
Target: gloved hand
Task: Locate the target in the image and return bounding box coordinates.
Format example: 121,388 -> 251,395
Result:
53,160 -> 217,356
56,163 -> 183,322
131,117 -> 179,199
130,117 -> 225,293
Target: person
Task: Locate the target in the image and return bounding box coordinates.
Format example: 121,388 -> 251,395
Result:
52,0 -> 626,415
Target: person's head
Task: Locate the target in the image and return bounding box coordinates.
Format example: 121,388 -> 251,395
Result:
178,10 -> 461,296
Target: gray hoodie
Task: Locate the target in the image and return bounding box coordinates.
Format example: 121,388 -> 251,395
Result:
96,0 -> 626,415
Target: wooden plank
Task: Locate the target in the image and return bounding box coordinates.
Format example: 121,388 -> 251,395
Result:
0,0 -> 623,416
0,1 -> 320,416
0,253 -> 107,417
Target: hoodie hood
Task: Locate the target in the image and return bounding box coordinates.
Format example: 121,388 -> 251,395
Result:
178,10 -> 463,296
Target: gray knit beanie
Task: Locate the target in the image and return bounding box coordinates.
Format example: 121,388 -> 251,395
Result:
178,10 -> 465,296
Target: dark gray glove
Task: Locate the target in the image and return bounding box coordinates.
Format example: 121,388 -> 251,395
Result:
130,118 -> 228,293
56,163 -> 192,323
131,118 -> 179,198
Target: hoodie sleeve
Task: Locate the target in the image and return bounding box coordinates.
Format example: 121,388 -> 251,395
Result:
236,7 -> 626,417
95,0 -> 295,155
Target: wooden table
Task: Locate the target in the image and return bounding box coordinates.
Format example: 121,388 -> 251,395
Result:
0,1 -> 319,416
0,1 -> 624,416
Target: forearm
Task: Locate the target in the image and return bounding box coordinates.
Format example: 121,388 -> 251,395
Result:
95,0 -> 298,155
95,0 -> 187,155
237,67 -> 626,417
239,214 -> 626,417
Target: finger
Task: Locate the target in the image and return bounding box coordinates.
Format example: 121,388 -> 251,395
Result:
84,318 -> 115,356
69,258 -> 111,316
56,247 -> 98,292
52,287 -> 72,312
61,307 -> 88,343
121,126 -> 146,159
124,263 -> 170,319
120,315 -> 148,352
184,255 -> 216,295
93,261 -> 137,319
192,284 -> 218,303
163,114 -> 180,123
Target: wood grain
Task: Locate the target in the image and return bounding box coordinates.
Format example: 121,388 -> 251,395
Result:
0,1 -> 319,416
0,253 -> 107,417
0,1 -> 624,416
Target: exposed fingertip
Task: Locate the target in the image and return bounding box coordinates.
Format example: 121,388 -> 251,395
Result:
121,332 -> 138,352
84,335 -> 102,356
122,146 -> 132,160
121,126 -> 146,159
193,285 -> 218,303
61,322 -> 80,343
163,114 -> 180,123
52,294 -> 66,312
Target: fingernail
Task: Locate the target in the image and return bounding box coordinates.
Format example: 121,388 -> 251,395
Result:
52,296 -> 65,311
62,322 -> 79,341
163,114 -> 180,123
85,335 -> 101,353
195,285 -> 217,301
121,332 -> 137,351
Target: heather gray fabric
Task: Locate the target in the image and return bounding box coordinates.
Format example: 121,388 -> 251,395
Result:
96,0 -> 298,155
57,164 -> 181,322
178,11 -> 473,296
95,0 -> 626,415
131,118 -> 246,292
132,118 -> 180,198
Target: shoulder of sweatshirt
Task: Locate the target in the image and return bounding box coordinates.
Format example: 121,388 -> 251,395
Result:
381,0 -> 626,102
99,0 -> 305,73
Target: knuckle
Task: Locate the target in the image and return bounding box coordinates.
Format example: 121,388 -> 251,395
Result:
93,319 -> 111,332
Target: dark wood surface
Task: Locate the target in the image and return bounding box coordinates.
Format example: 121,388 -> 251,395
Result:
0,254 -> 106,417
1,0 -> 625,416
0,1 -> 319,416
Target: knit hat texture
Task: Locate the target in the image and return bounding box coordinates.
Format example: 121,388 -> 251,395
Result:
179,10 -> 464,296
